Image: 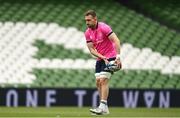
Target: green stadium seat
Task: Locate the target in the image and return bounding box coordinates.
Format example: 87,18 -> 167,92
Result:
152,83 -> 163,89
139,83 -> 151,89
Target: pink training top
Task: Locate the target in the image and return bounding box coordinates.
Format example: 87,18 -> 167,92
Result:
85,22 -> 117,60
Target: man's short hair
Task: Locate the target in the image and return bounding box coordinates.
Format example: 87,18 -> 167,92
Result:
85,10 -> 96,17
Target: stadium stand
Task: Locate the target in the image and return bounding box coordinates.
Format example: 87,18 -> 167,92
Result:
120,0 -> 180,31
0,0 -> 179,89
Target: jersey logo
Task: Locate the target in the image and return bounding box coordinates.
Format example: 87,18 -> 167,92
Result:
90,35 -> 93,39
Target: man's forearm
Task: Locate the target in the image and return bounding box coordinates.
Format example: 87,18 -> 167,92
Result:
108,33 -> 121,55
115,42 -> 120,55
90,49 -> 105,59
114,38 -> 121,56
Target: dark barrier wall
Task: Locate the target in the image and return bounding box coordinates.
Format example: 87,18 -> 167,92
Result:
0,88 -> 180,108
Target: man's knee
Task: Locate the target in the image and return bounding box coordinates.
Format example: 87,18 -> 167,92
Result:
96,78 -> 101,87
99,78 -> 108,85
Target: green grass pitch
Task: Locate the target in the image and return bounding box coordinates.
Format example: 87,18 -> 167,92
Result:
0,107 -> 180,118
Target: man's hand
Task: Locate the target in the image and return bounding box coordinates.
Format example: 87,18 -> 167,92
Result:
115,55 -> 122,69
115,58 -> 121,69
101,56 -> 109,64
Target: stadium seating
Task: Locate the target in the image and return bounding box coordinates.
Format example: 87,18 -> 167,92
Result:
126,0 -> 180,30
0,0 -> 179,89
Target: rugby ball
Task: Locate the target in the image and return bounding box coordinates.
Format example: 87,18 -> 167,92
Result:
105,60 -> 120,72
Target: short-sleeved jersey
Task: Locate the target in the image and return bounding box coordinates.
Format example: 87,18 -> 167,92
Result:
85,22 -> 116,60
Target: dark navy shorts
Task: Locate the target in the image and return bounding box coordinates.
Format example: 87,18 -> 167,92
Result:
95,57 -> 116,79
